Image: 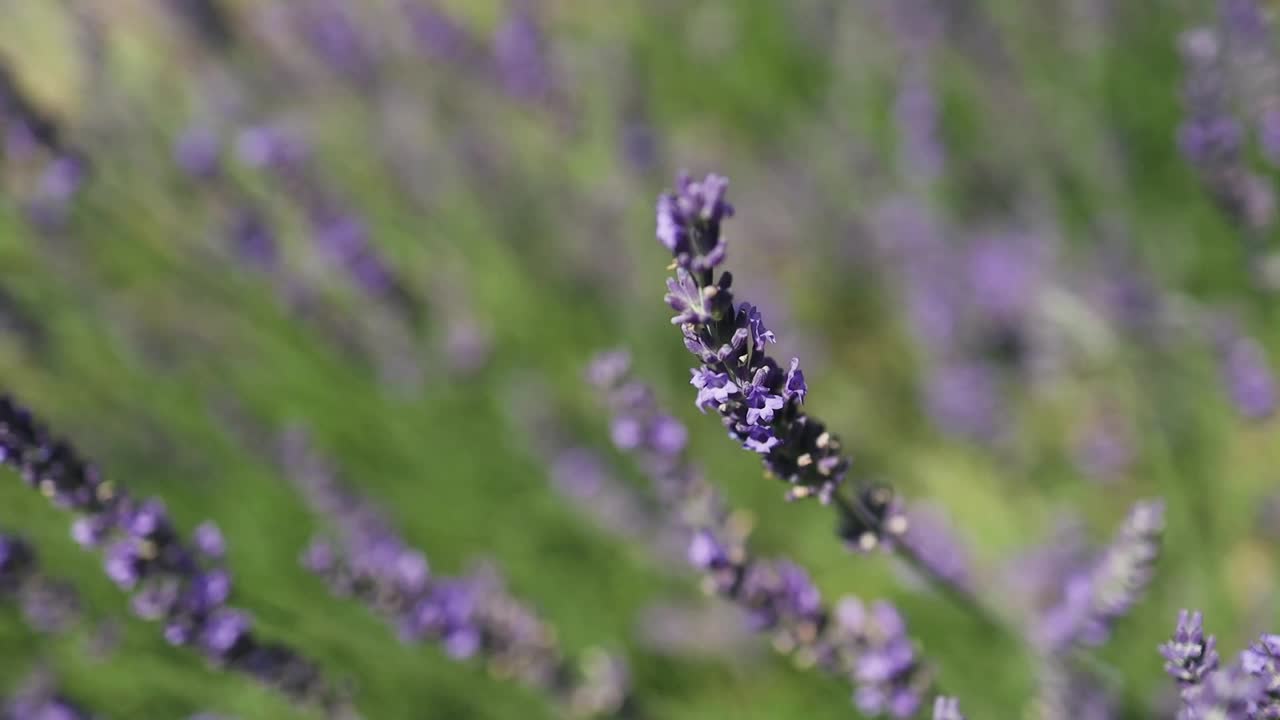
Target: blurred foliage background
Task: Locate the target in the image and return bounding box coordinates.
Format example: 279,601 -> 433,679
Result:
0,0 -> 1275,718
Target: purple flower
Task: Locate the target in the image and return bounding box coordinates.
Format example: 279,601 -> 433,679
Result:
932,696 -> 965,720
690,367 -> 739,411
194,522 -> 226,560
202,609 -> 252,657
280,429 -> 631,716
1161,609 -> 1220,685
687,530 -> 727,570
492,0 -> 554,102
898,504 -> 973,592
925,362 -> 1001,443
743,382 -> 785,426
1040,500 -> 1165,653
0,396 -> 342,709
740,303 -> 776,351
1243,633 -> 1280,694
174,125 -> 222,178
655,172 -> 733,272
784,358 -> 807,404
1215,324 -> 1277,421
648,415 -> 689,456
402,0 -> 479,64
1184,663 -> 1267,719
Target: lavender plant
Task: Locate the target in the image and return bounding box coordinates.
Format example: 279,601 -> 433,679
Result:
589,351 -> 938,718
1160,609 -> 1280,719
278,428 -> 634,719
0,395 -> 348,714
654,172 -> 997,625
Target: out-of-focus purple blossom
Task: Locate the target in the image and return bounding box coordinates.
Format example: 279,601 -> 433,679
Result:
0,396 -> 343,710
897,504 -> 973,593
1072,409 -> 1135,482
636,601 -> 758,659
289,0 -> 379,88
444,317 -> 493,376
548,447 -> 655,543
966,233 -> 1045,328
401,0 -> 480,64
1243,634 -> 1280,696
234,124 -> 419,320
27,154 -> 89,230
924,363 -> 1001,444
279,429 -> 632,717
506,377 -> 663,550
835,598 -> 930,719
1213,320 -> 1277,421
1179,26 -> 1277,231
1184,662 -> 1267,719
932,696 -> 965,720
1036,659 -> 1116,720
174,125 -> 223,179
1218,0 -> 1280,166
492,0 -> 555,103
1037,500 -> 1165,653
894,62 -> 944,187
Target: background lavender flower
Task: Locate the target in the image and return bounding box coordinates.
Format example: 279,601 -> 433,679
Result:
1037,500 -> 1164,653
932,696 -> 965,720
1212,319 -> 1277,421
0,395 -> 345,712
279,428 -> 633,718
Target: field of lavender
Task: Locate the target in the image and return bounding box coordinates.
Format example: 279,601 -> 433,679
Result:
0,0 -> 1276,718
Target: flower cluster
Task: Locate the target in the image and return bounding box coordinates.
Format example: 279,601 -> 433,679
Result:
1158,610 -> 1280,718
657,174 -> 904,544
0,60 -> 89,230
235,125 -> 419,322
1161,609 -> 1221,687
1036,500 -> 1165,653
931,696 -> 965,720
1212,318 -> 1278,421
1178,18 -> 1277,235
0,395 -> 344,711
589,351 -> 933,718
279,429 -> 632,718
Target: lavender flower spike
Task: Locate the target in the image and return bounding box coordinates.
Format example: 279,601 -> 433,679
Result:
932,696 -> 965,720
0,396 -> 348,713
1160,609 -> 1220,686
655,172 -> 864,510
651,173 -> 1004,634
1039,500 -> 1165,653
280,429 -> 633,718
